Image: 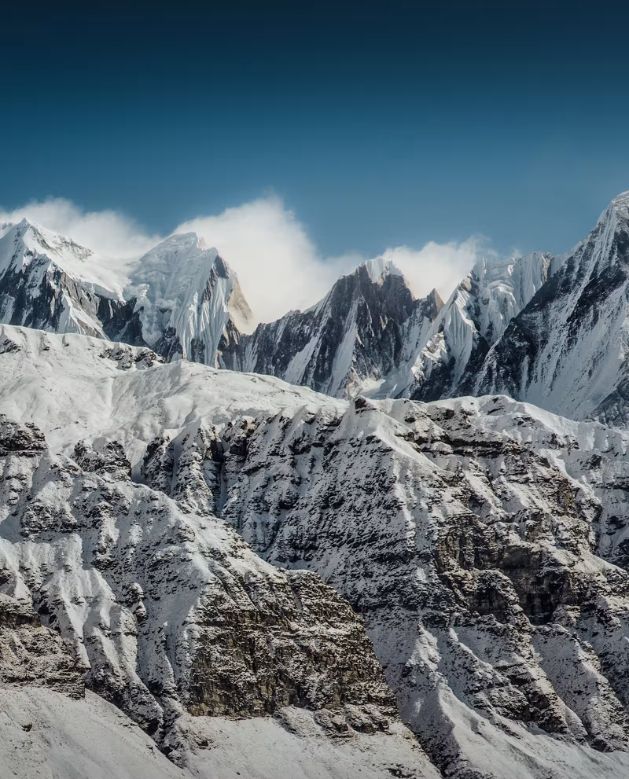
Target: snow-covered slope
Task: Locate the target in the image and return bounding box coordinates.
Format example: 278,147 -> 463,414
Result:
0,687 -> 433,779
0,687 -> 186,779
477,192 -> 629,424
4,325 -> 629,777
223,258 -> 442,398
397,251 -> 557,401
0,324 -> 343,467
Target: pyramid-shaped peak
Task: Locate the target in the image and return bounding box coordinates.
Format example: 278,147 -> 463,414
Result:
594,190 -> 629,230
153,231 -> 215,254
360,256 -> 404,283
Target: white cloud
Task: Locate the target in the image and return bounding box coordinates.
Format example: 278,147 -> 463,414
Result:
382,238 -> 487,302
0,195 -> 484,322
0,198 -> 159,259
175,197 -> 354,323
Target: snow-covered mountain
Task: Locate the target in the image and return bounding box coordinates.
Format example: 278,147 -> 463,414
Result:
4,324 -> 629,777
225,188 -> 629,420
3,191 -> 629,424
5,191 -> 629,777
0,223 -> 444,398
223,258 -> 442,397
0,220 -> 253,367
126,232 -> 253,364
0,218 -> 137,339
477,192 -> 629,424
394,251 -> 558,401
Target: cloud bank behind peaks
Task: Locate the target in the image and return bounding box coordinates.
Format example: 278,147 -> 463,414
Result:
0,195 -> 483,323
175,197 -> 483,323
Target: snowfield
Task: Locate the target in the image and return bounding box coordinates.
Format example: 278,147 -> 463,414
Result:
1,688 -> 434,779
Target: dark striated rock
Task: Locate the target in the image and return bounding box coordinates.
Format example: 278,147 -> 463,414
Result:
222,261 -> 442,398
188,570 -> 395,720
0,593 -> 84,697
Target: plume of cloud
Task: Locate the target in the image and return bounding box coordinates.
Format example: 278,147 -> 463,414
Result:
382,239 -> 488,302
0,195 -> 484,322
175,197 -> 355,322
0,198 -> 159,259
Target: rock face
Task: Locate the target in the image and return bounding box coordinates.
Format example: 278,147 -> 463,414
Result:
223,258 -> 442,398
143,393 -> 629,777
0,592 -> 84,696
187,570 -> 396,721
3,325 -> 629,777
0,413 -> 403,749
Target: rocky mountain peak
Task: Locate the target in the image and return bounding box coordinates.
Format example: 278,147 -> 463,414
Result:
360,256 -> 404,284
565,191 -> 629,279
423,286 -> 443,311
475,191 -> 629,422
221,255 -> 440,397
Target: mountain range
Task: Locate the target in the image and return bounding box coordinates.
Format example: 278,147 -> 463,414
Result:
3,192 -> 629,426
2,192 -> 629,778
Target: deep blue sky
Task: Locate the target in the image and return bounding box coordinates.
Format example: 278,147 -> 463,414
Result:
2,0 -> 629,256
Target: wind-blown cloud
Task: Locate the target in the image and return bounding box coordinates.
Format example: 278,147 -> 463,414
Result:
382,239 -> 488,303
175,197 -> 354,322
0,195 -> 484,322
0,198 -> 159,259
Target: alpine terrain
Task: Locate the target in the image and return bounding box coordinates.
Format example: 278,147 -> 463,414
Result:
2,192 -> 629,778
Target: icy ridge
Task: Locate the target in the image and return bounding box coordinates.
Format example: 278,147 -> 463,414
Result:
389,251 -> 556,401
476,191 -> 629,422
